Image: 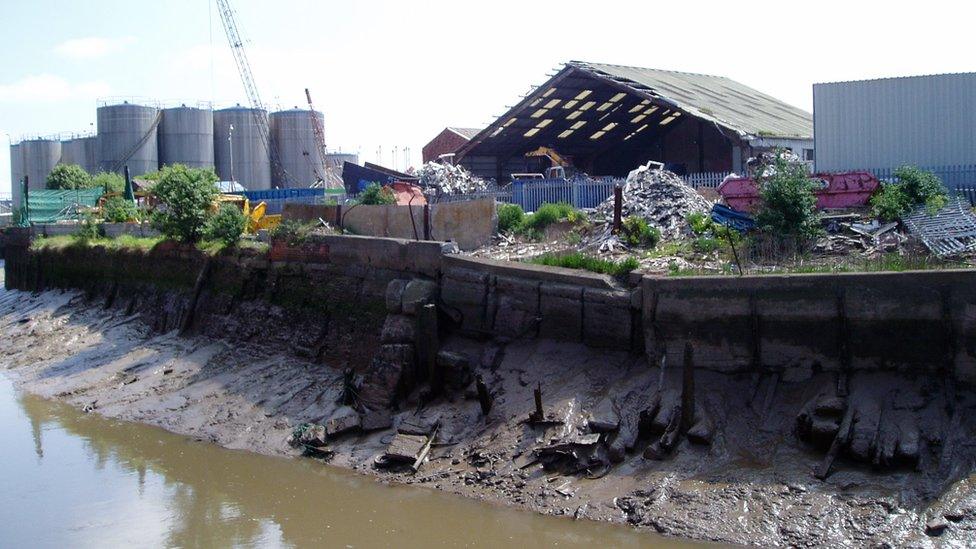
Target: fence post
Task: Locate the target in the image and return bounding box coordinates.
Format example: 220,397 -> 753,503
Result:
612,184 -> 622,234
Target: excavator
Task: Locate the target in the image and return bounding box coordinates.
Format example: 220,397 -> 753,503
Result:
523,146 -> 578,179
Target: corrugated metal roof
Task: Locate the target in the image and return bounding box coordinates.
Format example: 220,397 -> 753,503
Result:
447,127 -> 481,140
572,61 -> 812,139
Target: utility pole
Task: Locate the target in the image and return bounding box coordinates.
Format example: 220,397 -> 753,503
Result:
228,123 -> 235,183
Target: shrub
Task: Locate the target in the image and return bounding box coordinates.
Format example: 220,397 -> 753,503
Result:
621,216 -> 660,248
76,210 -> 101,240
686,212 -> 714,236
531,252 -> 639,277
870,167 -> 948,221
204,203 -> 247,245
522,202 -> 580,232
46,164 -> 93,190
693,236 -> 721,253
92,172 -> 125,194
270,219 -> 315,246
358,183 -> 396,205
497,203 -> 525,233
149,165 -> 219,243
102,196 -> 138,223
755,149 -> 821,241
870,184 -> 913,222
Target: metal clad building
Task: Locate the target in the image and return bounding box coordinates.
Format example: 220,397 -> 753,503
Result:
814,73 -> 976,171
271,109 -> 325,188
214,106 -> 271,190
21,138 -> 62,190
159,106 -> 214,169
97,101 -> 160,176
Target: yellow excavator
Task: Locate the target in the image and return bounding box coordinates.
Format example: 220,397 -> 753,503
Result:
215,194 -> 280,233
524,146 -> 578,179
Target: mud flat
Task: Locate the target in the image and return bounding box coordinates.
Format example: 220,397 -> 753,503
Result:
3,236 -> 976,546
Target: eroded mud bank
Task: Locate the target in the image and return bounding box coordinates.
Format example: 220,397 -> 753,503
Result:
3,285 -> 976,547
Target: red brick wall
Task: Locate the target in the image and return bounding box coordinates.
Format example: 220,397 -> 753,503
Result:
422,129 -> 470,163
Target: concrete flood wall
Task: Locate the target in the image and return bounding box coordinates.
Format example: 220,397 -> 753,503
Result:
5,228 -> 976,383
281,199 -> 496,251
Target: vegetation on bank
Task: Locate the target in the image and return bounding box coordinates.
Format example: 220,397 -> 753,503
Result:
530,252 -> 639,277
31,234 -> 268,256
498,202 -> 586,240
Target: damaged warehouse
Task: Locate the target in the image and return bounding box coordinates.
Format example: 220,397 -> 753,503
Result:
454,61 -> 813,181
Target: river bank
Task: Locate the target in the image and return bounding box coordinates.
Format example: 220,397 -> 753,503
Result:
3,278 -> 976,547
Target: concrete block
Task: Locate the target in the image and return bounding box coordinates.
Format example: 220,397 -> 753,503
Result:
583,288 -> 632,350
402,279 -> 438,315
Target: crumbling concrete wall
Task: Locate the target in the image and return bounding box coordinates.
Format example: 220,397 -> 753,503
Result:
440,255 -> 641,351
281,199 -> 496,251
644,272 -> 976,382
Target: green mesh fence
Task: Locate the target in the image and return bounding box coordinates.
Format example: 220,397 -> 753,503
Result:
22,189 -> 104,224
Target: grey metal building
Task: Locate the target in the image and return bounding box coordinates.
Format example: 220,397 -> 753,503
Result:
814,73 -> 976,172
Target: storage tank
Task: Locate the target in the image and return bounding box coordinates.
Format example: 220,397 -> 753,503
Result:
159,105 -> 214,169
10,143 -> 23,209
325,152 -> 359,169
60,136 -> 98,174
214,106 -> 271,190
97,101 -> 160,176
270,108 -> 325,188
21,138 -> 62,190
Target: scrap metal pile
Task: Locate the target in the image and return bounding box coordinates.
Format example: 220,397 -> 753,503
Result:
586,165 -> 712,251
417,162 -> 489,199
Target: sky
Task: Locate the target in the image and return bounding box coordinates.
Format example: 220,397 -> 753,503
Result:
1,0 -> 973,195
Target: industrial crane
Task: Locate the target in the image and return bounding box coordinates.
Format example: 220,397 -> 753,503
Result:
304,88 -> 329,183
214,0 -> 289,186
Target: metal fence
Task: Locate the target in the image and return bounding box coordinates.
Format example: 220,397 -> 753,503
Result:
509,177 -> 623,211
682,171 -> 732,188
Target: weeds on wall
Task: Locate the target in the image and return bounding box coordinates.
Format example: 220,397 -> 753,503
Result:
531,252 -> 638,277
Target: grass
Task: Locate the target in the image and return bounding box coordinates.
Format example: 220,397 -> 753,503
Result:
30,233 -> 268,255
530,252 -> 639,277
666,253 -> 968,277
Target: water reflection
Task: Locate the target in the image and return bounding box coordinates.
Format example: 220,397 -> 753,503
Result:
0,377 -> 704,548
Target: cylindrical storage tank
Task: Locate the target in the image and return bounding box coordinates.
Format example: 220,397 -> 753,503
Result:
97,101 -> 160,176
325,152 -> 359,168
214,106 -> 271,190
60,136 -> 97,173
159,106 -> 214,169
10,143 -> 24,208
21,138 -> 62,190
270,109 -> 325,188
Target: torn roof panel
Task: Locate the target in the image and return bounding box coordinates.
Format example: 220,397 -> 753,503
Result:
575,61 -> 812,139
447,127 -> 482,140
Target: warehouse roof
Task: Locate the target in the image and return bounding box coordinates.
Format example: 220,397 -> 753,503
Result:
447,127 -> 481,140
458,61 -> 812,160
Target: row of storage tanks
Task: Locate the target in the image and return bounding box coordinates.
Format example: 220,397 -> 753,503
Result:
10,101 -> 358,203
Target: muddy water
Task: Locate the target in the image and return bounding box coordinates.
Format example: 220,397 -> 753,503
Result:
0,378 -> 708,548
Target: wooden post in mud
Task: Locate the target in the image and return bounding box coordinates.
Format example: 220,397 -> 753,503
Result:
476,375 -> 492,416
534,383 -> 544,420
681,341 -> 695,432
612,185 -> 623,234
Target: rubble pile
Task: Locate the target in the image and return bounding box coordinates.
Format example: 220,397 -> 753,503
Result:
587,166 -> 712,250
417,162 -> 489,198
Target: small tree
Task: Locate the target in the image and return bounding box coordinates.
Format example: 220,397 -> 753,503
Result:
150,165 -> 219,243
46,164 -> 93,190
755,150 -> 821,242
204,203 -> 247,245
358,183 -> 396,205
92,172 -> 125,194
103,196 -> 138,223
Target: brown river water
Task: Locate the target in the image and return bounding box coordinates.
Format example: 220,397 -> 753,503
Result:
0,375 -> 707,548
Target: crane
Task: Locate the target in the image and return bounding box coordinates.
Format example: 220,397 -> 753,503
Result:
214,0 -> 288,186
304,88 -> 328,182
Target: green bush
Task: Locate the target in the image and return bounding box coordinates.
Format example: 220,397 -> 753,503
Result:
693,236 -> 721,253
103,196 -> 138,223
686,212 -> 713,236
92,172 -> 125,194
621,216 -> 660,248
756,150 -> 821,241
204,203 -> 247,245
531,252 -> 639,277
149,165 -> 219,243
358,183 -> 396,205
46,164 -> 93,190
270,219 -> 315,246
870,184 -> 913,222
522,202 -> 581,232
75,210 -> 101,240
870,166 -> 948,221
497,203 -> 525,233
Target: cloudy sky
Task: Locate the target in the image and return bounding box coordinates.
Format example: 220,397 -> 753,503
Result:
1,0 -> 972,194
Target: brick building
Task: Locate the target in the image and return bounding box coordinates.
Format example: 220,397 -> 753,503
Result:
422,127 -> 481,163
